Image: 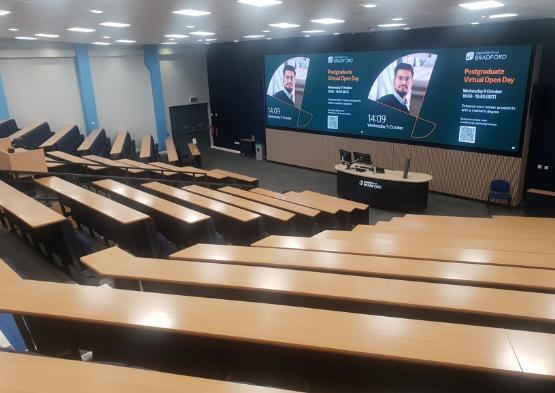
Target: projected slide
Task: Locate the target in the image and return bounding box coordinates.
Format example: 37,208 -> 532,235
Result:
265,45 -> 532,154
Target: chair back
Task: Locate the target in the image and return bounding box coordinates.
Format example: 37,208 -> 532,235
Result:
490,179 -> 510,193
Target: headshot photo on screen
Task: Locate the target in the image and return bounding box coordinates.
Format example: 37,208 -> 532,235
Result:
267,57 -> 310,110
369,53 -> 437,117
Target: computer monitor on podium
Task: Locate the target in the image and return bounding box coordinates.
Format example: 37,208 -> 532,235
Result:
354,152 -> 372,165
339,149 -> 352,164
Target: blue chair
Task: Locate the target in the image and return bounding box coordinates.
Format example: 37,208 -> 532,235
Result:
487,179 -> 512,208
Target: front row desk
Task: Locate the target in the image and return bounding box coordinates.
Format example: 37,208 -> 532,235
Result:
335,163 -> 432,212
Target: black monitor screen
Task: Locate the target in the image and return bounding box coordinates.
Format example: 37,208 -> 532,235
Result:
340,149 -> 352,163
354,152 -> 372,165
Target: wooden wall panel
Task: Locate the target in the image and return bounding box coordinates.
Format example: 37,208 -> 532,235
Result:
266,128 -> 527,205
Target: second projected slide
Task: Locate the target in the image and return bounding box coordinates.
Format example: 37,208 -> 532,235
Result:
265,45 -> 532,153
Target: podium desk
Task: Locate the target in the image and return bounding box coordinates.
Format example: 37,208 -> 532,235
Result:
335,164 -> 432,212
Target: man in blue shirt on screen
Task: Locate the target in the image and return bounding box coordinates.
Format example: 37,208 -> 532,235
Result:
273,64 -> 296,106
377,63 -> 413,113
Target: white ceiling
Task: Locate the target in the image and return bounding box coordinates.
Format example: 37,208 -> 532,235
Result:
0,0 -> 553,45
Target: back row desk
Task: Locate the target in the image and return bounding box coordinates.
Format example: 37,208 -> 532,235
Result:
220,186 -> 321,236
252,235 -> 555,270
118,158 -> 178,178
143,182 -> 266,245
38,125 -> 83,153
209,168 -> 259,187
165,137 -> 179,164
35,176 -> 160,257
93,179 -> 216,248
184,184 -> 295,235
46,151 -> 108,174
9,122 -> 53,149
1,272 -> 554,383
83,247 -> 555,332
77,128 -> 111,157
84,154 -> 145,176
0,118 -> 17,138
139,134 -> 156,162
149,161 -> 206,180
251,188 -> 342,230
315,229 -> 555,255
0,352 -> 292,393
109,131 -> 133,160
170,244 -> 555,293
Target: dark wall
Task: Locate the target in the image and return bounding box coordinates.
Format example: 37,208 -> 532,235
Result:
206,19 -> 555,191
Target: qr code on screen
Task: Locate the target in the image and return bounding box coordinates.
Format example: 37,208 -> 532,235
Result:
458,126 -> 476,143
328,115 -> 338,130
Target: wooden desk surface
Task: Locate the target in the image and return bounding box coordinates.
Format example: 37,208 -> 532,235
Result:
300,190 -> 369,211
0,352 -> 292,393
39,125 -> 76,148
0,258 -> 21,282
170,244 -> 555,292
83,247 -> 555,324
143,182 -> 261,223
527,189 -> 555,198
140,135 -> 153,159
0,180 -> 66,228
396,215 -> 554,230
165,137 -> 179,162
84,155 -> 144,174
335,164 -> 433,183
315,230 -> 555,255
110,131 -> 129,155
46,151 -> 106,171
219,186 -> 320,218
286,191 -> 353,213
9,123 -> 44,141
77,128 -> 103,152
35,176 -> 149,225
184,185 -> 294,222
93,179 -> 210,224
210,169 -> 258,183
251,188 -> 340,215
118,158 -> 176,176
252,236 -> 555,270
0,279 -> 553,378
149,162 -> 205,178
188,142 -> 201,156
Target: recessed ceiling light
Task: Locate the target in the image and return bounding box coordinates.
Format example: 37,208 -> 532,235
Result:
266,37 -> 272,40
301,30 -> 325,33
102,36 -> 111,39
403,27 -> 411,30
377,23 -> 407,27
459,1 -> 504,10
161,41 -> 178,45
262,30 -> 271,33
115,39 -> 136,43
233,39 -> 239,42
99,22 -> 130,28
92,42 -> 111,46
363,4 -> 377,8
205,38 -> 217,41
244,34 -> 265,38
471,21 -> 480,24
304,35 -> 311,37
392,18 -> 403,21
68,27 -> 96,33
185,25 -> 195,28
14,36 -> 37,40
311,18 -> 345,25
0,10 -> 11,16
8,28 -> 18,32
165,34 -> 189,39
489,13 -> 517,18
190,31 -> 215,36
173,9 -> 211,17
90,10 -> 103,14
238,0 -> 282,6
35,33 -> 60,38
269,22 -> 300,29
333,32 -> 340,35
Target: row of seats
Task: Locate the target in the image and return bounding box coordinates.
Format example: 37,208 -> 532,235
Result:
1,213 -> 554,391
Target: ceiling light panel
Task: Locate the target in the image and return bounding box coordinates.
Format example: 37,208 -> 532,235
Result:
269,22 -> 300,28
173,9 -> 211,16
238,0 -> 282,7
35,33 -> 60,38
489,13 -> 517,18
67,27 -> 96,33
458,1 -> 504,10
99,22 -> 130,28
92,42 -> 111,45
377,23 -> 407,27
190,31 -> 215,36
0,10 -> 10,16
165,34 -> 189,38
116,39 -> 136,43
15,36 -> 37,40
311,18 -> 345,25
244,34 -> 265,38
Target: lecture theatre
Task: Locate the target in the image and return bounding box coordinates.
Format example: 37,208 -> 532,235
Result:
1,1 -> 554,392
